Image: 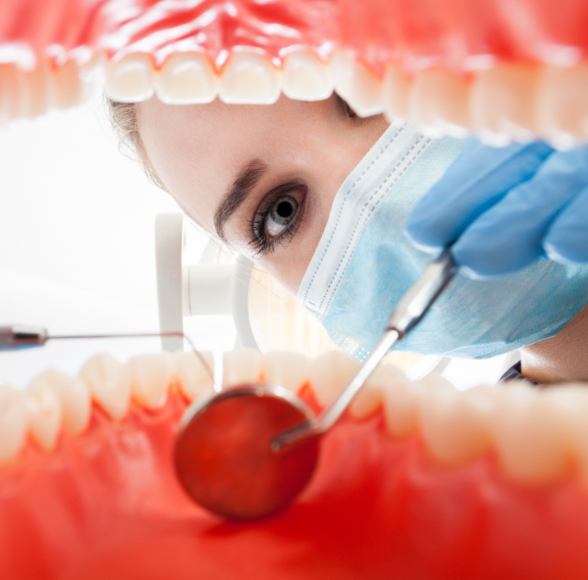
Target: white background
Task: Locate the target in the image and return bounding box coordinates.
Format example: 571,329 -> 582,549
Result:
0,94 -> 237,385
0,94 -> 176,327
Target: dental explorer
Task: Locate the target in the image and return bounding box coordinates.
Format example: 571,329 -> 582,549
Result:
0,326 -> 214,382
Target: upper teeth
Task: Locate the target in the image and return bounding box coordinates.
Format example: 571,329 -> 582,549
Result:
105,53 -> 155,103
154,51 -> 219,105
331,50 -> 385,117
3,48 -> 588,145
281,49 -> 334,102
218,51 -> 281,105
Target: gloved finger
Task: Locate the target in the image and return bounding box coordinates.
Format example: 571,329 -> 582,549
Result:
405,140 -> 553,252
452,148 -> 588,278
544,185 -> 588,264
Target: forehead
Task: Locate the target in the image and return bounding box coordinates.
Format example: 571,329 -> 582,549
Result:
137,99 -> 250,229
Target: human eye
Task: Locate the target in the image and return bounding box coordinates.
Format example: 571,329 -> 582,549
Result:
248,181 -> 307,256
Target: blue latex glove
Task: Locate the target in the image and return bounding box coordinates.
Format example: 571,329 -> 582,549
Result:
405,139 -> 588,278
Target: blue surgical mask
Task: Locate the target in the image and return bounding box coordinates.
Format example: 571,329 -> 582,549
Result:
298,122 -> 588,360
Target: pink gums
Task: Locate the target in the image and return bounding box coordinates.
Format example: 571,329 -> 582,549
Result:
1,0 -> 587,71
0,389 -> 587,579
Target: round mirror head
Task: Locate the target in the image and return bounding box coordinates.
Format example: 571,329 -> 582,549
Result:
174,385 -> 320,520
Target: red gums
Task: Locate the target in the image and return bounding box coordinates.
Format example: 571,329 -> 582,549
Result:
1,390 -> 588,579
1,1 -> 587,71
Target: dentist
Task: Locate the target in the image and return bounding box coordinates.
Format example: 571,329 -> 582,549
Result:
110,94 -> 588,383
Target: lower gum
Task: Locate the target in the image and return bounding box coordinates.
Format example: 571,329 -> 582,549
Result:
0,387 -> 587,579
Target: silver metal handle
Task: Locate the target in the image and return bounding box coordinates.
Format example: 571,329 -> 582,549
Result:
273,250 -> 457,450
272,328 -> 401,450
386,249 -> 457,336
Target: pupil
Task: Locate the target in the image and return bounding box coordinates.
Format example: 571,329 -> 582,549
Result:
265,193 -> 300,238
276,200 -> 293,218
270,195 -> 298,227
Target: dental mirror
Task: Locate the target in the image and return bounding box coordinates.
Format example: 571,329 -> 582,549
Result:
174,385 -> 320,520
174,251 -> 457,520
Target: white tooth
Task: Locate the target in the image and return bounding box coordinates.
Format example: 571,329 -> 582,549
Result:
354,363 -> 445,424
174,351 -> 214,401
26,372 -> 63,451
263,351 -> 311,393
470,64 -> 539,141
78,54 -> 103,103
537,64 -> 588,141
493,384 -> 572,485
0,64 -> 22,120
0,386 -> 28,465
22,61 -> 50,119
331,51 -> 384,117
418,372 -> 454,390
223,349 -> 263,387
381,369 -> 421,437
0,65 -> 11,119
281,50 -> 333,101
419,383 -> 495,465
408,69 -> 469,136
309,351 -> 360,408
127,353 -> 174,410
543,385 -> 588,483
219,52 -> 280,105
50,59 -> 82,109
155,52 -> 218,104
79,354 -> 130,421
382,63 -> 411,121
41,369 -> 91,436
105,53 -> 155,103
350,363 -> 402,419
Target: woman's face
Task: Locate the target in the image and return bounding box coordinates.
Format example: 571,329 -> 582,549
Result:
138,95 -> 388,291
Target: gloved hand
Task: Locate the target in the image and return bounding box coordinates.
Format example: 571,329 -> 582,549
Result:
405,139 -> 588,278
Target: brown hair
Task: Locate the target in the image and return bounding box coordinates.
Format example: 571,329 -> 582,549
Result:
107,99 -> 165,190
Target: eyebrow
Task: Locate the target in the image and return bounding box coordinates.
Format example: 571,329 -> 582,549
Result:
213,159 -> 268,240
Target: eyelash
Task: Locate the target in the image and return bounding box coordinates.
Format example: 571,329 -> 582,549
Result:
248,183 -> 307,256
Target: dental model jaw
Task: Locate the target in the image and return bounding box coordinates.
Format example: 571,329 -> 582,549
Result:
1,0 -> 588,145
1,350 -> 588,578
2,1 -> 588,576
